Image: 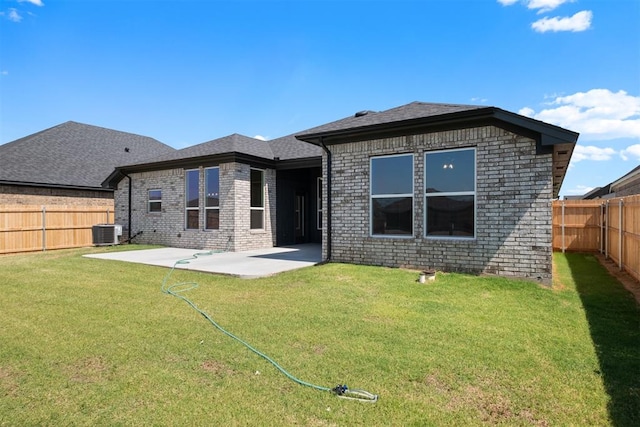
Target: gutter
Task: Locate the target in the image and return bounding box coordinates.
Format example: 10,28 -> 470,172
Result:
319,137 -> 332,262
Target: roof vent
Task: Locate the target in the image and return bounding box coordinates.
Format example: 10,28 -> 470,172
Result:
355,110 -> 373,117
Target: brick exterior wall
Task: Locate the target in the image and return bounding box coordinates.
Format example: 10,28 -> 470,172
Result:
115,162 -> 276,251
0,184 -> 114,207
322,125 -> 554,283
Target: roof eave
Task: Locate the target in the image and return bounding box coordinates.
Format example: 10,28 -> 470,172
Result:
103,152 -> 278,188
0,180 -> 113,192
296,107 -> 579,199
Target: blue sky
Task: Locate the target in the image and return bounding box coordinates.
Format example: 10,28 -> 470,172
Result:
1,0 -> 638,198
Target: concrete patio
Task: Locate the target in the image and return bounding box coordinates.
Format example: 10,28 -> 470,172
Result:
84,243 -> 322,278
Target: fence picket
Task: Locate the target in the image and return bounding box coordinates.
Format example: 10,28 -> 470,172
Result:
552,195 -> 640,282
0,205 -> 115,254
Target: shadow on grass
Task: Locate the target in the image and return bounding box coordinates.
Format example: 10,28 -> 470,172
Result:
565,252 -> 640,426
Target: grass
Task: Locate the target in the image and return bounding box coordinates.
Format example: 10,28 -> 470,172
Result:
0,246 -> 638,426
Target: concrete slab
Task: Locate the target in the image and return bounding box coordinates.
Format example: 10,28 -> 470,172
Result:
84,244 -> 322,278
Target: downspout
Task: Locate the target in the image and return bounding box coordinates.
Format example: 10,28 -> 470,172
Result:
122,172 -> 133,242
319,137 -> 332,262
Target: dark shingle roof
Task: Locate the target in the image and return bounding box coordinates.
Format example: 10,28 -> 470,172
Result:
128,133 -> 274,166
269,134 -> 323,160
296,101 -> 485,137
0,121 -> 174,189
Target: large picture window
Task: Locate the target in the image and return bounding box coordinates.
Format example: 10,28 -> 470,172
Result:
185,169 -> 200,229
425,148 -> 476,238
370,154 -> 413,236
205,167 -> 220,230
250,168 -> 264,229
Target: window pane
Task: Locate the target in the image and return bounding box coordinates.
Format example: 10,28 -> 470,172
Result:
149,201 -> 162,213
186,210 -> 199,229
372,197 -> 412,235
250,169 -> 264,208
206,209 -> 219,230
425,149 -> 475,193
206,168 -> 219,207
426,196 -> 474,237
371,155 -> 413,195
250,209 -> 263,229
186,170 -> 199,207
149,190 -> 162,201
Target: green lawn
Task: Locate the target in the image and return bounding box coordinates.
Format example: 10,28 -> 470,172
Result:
0,247 -> 638,426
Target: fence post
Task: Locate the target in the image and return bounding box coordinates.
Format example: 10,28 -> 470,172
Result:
600,202 -> 604,254
619,199 -> 623,271
42,206 -> 46,251
106,208 -> 110,224
561,201 -> 565,253
605,200 -> 609,258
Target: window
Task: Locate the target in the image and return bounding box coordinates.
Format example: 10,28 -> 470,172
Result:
425,148 -> 476,238
370,154 -> 413,236
205,167 -> 220,230
250,168 -> 264,229
185,169 -> 200,229
148,189 -> 162,213
317,177 -> 323,230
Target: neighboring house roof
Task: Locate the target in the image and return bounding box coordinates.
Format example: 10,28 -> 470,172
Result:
611,165 -> 640,191
0,121 -> 174,190
580,185 -> 611,200
575,165 -> 640,199
296,101 -> 579,198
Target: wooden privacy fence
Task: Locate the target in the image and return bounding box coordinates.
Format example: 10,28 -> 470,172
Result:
0,205 -> 114,254
553,195 -> 640,282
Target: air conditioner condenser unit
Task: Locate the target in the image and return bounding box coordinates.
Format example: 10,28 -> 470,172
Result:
92,224 -> 122,246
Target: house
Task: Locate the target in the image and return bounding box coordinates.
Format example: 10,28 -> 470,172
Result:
571,165 -> 640,199
104,102 -> 578,282
0,121 -> 175,206
103,133 -> 323,248
611,165 -> 640,197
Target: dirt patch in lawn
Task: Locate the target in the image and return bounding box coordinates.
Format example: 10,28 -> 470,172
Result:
595,253 -> 640,305
201,359 -> 236,376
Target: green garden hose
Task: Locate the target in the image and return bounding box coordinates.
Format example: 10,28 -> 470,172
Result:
160,250 -> 378,403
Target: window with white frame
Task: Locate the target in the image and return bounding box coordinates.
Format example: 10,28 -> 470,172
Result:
424,147 -> 476,238
205,167 -> 219,230
185,169 -> 200,229
148,189 -> 162,213
317,177 -> 323,230
250,168 -> 264,229
370,154 -> 414,236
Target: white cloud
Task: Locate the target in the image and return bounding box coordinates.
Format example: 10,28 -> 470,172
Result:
471,97 -> 489,103
563,184 -> 595,196
520,89 -> 640,140
6,8 -> 23,22
497,0 -> 574,12
532,10 -> 592,32
253,135 -> 268,141
18,0 -> 44,6
571,145 -> 616,162
527,0 -> 574,13
620,144 -> 640,161
1,71 -> 8,76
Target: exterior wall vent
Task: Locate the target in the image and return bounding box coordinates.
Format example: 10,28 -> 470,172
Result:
92,224 -> 122,246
